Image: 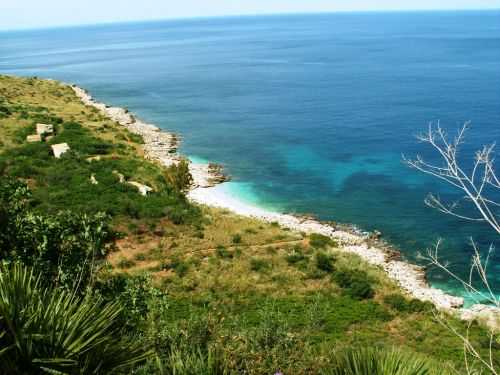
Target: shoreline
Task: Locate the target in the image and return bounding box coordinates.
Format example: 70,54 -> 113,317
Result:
71,84 -> 499,328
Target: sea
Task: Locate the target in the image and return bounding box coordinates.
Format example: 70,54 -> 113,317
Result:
1,11 -> 499,302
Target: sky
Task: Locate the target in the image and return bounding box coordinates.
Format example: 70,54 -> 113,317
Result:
1,0 -> 500,31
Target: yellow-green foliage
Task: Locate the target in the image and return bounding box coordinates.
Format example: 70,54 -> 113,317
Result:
0,75 -> 200,224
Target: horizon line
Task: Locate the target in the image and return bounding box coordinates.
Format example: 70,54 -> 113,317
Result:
2,7 -> 500,33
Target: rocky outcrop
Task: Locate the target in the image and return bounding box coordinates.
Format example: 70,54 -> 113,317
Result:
51,143 -> 70,158
71,85 -> 228,189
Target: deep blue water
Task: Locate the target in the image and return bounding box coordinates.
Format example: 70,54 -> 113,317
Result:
1,11 -> 499,299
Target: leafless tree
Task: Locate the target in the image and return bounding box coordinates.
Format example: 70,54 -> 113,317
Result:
405,122 -> 499,374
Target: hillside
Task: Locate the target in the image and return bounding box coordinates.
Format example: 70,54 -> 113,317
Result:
0,75 -> 497,374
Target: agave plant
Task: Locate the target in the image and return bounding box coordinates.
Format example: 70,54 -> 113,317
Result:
0,263 -> 151,374
324,347 -> 453,375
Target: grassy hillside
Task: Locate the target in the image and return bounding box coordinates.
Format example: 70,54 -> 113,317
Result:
0,75 -> 497,374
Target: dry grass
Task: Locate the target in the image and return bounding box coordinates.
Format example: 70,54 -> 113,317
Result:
0,75 -> 143,156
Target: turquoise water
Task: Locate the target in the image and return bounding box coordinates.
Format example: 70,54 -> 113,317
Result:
1,11 -> 499,299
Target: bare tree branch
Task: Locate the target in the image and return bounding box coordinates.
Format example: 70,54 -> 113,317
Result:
408,123 -> 499,374
404,122 -> 500,234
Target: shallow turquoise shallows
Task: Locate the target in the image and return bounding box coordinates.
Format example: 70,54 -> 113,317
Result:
1,11 -> 499,301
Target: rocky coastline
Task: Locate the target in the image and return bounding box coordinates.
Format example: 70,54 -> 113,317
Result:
72,85 -> 228,188
72,84 -> 498,330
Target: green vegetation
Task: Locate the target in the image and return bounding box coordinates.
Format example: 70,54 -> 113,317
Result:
309,233 -> 337,249
0,263 -> 150,374
325,347 -> 452,375
0,75 -> 498,374
0,178 -> 112,289
333,269 -> 375,300
316,251 -> 336,273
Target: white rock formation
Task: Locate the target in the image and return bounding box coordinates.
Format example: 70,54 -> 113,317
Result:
26,134 -> 42,143
36,123 -> 54,136
127,181 -> 153,196
51,143 -> 70,158
72,85 -> 227,188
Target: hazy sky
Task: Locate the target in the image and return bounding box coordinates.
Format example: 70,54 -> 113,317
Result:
1,0 -> 500,30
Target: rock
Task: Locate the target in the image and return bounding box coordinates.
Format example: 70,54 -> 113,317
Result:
71,85 -> 228,191
26,134 -> 42,143
127,181 -> 153,196
112,170 -> 125,183
51,143 -> 70,158
36,123 -> 54,136
461,304 -> 500,332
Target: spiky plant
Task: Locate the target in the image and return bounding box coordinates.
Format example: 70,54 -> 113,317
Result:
0,263 -> 151,374
324,347 -> 453,375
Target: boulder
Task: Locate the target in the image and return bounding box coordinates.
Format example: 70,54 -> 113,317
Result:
26,134 -> 42,143
112,170 -> 125,183
127,181 -> 153,196
36,123 -> 54,136
51,143 -> 70,158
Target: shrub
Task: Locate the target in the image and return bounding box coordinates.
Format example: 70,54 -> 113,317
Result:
384,294 -> 433,313
127,132 -> 144,144
316,252 -> 336,273
117,257 -> 136,269
166,258 -> 190,277
134,253 -> 147,261
231,233 -> 242,244
164,159 -> 193,193
286,251 -> 308,265
216,245 -> 233,259
0,104 -> 11,118
333,269 -> 375,300
407,299 -> 433,313
326,347 -> 452,375
0,264 -> 151,374
0,178 -> 113,290
309,233 -> 336,249
95,273 -> 168,327
250,258 -> 271,272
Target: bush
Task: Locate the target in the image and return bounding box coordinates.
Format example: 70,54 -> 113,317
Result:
309,233 -> 336,249
333,269 -> 375,300
384,294 -> 433,313
0,178 -> 113,290
0,264 -> 151,374
250,258 -> 271,272
127,132 -> 144,144
216,245 -> 233,259
164,257 -> 190,277
0,104 -> 11,118
316,252 -> 336,273
286,251 -> 308,265
95,273 -> 168,327
134,253 -> 147,261
117,257 -> 136,269
326,347 -> 452,375
164,159 -> 193,193
231,233 -> 242,244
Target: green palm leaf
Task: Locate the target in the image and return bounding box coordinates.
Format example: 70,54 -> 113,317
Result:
324,347 -> 453,375
0,263 -> 151,374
